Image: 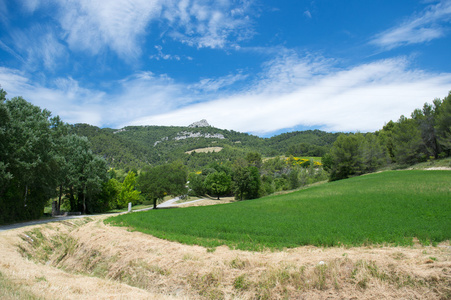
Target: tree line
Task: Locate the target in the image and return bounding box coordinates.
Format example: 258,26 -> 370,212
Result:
0,89 -> 189,224
323,92 -> 451,181
0,89 -> 112,223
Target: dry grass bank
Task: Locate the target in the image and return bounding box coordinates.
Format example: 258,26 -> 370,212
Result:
1,216 -> 450,299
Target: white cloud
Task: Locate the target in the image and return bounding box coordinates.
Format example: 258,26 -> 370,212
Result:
150,45 -> 182,61
371,0 -> 451,49
58,0 -> 162,58
2,54 -> 451,135
163,0 -> 255,49
14,0 -> 255,61
0,67 -> 105,125
128,56 -> 451,135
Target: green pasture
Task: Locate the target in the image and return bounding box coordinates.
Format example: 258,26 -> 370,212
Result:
105,170 -> 451,250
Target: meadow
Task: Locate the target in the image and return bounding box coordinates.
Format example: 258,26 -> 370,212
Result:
106,170 -> 451,251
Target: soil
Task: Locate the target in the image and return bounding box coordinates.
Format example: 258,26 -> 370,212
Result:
1,214 -> 450,299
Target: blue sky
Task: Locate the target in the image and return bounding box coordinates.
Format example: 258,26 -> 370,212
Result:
1,0 -> 451,136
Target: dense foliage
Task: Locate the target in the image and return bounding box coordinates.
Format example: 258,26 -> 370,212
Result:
0,89 -> 109,224
324,92 -> 451,181
106,170 -> 451,250
71,124 -> 339,170
138,161 -> 188,209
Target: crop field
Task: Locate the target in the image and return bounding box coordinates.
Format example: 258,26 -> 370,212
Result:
106,170 -> 451,250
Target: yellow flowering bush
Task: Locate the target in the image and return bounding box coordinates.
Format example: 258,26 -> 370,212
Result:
285,156 -> 322,167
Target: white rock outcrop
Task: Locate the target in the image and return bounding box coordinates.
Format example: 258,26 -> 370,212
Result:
188,119 -> 210,128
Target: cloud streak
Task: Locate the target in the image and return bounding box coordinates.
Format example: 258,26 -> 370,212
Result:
371,0 -> 451,49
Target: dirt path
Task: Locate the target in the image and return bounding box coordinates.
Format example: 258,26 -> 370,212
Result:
0,197 -> 207,233
1,216 -> 450,299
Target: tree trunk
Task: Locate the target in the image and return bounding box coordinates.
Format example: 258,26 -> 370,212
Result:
69,186 -> 76,212
58,184 -> 63,214
153,198 -> 157,209
24,184 -> 28,207
83,192 -> 86,214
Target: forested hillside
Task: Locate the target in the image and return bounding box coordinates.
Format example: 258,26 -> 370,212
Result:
71,123 -> 339,170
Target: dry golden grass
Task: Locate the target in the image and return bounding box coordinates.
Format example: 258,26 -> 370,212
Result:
178,196 -> 236,207
1,215 -> 450,299
185,147 -> 223,154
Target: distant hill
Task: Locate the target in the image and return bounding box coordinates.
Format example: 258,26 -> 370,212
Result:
70,121 -> 340,170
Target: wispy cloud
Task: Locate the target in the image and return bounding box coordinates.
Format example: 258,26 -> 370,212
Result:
0,39 -> 25,63
9,24 -> 67,71
12,0 -> 255,61
371,0 -> 451,49
57,0 -> 163,59
162,0 -> 255,49
190,73 -> 249,93
149,45 -> 193,61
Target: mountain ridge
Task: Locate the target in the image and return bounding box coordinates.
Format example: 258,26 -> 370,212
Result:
70,122 -> 340,170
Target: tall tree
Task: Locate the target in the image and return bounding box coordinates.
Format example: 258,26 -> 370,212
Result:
377,120 -> 396,162
0,96 -> 55,222
359,133 -> 388,173
63,134 -> 108,214
138,161 -> 188,209
411,102 -> 441,158
117,171 -> 140,208
204,171 -> 231,199
232,158 -> 261,200
327,133 -> 364,181
435,92 -> 451,156
0,88 -> 12,196
392,116 -> 424,166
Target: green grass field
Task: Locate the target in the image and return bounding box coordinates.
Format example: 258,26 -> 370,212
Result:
105,170 -> 451,250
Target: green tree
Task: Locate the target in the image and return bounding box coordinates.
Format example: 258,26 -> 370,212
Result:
117,171 -> 140,208
0,96 -> 56,223
138,161 -> 188,209
392,116 -> 424,166
188,172 -> 206,196
83,155 -> 109,213
287,168 -> 300,190
411,101 -> 441,158
63,135 -> 108,214
204,171 -> 231,199
49,116 -> 71,214
359,133 -> 388,173
99,178 -> 122,210
233,159 -> 261,200
435,92 -> 451,156
377,120 -> 396,162
327,133 -> 364,181
0,88 -> 12,196
246,152 -> 262,168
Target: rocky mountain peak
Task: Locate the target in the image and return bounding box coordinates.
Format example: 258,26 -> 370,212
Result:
188,119 -> 210,128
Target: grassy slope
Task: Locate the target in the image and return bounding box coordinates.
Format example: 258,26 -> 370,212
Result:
106,170 -> 451,250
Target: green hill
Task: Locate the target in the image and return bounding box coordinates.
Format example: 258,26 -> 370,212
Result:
70,122 -> 339,169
